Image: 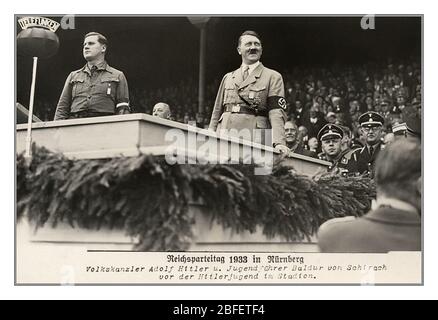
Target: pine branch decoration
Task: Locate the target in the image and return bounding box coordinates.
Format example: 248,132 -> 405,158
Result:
17,146 -> 376,251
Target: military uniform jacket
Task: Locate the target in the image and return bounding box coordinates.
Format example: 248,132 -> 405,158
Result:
328,148 -> 356,175
208,63 -> 287,146
348,142 -> 384,176
317,206 -> 421,253
54,61 -> 129,120
317,148 -> 357,176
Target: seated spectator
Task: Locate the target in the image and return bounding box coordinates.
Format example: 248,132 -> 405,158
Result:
307,137 -> 319,158
195,112 -> 207,128
285,121 -> 314,157
298,125 -> 309,147
326,112 -> 337,124
340,126 -> 354,152
293,99 -> 305,126
152,102 -> 171,120
302,104 -> 327,138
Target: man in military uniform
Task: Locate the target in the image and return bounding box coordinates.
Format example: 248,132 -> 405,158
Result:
405,113 -> 421,140
54,32 -> 130,120
392,122 -> 407,140
317,123 -> 352,176
348,111 -> 385,176
208,30 -> 289,153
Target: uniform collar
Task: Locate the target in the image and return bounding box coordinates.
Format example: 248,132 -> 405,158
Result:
361,141 -> 381,154
242,61 -> 260,75
336,148 -> 350,161
236,62 -> 264,89
82,61 -> 111,74
375,196 -> 419,216
365,203 -> 420,225
287,140 -> 299,152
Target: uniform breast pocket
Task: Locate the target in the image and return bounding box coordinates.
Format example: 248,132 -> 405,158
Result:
70,78 -> 85,96
99,76 -> 119,99
224,84 -> 239,103
248,86 -> 267,104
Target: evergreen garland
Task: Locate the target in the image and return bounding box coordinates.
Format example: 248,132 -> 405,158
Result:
17,146 -> 376,251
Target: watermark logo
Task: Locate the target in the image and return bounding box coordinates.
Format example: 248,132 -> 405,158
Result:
163,124 -> 275,175
360,268 -> 376,286
60,15 -> 75,30
361,15 -> 375,30
60,265 -> 75,285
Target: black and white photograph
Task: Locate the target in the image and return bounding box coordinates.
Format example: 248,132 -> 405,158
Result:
14,13 -> 423,285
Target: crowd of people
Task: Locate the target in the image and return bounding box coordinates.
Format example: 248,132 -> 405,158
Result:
281,59 -> 421,155
129,78 -> 219,126
127,58 -> 421,137
31,57 -> 421,140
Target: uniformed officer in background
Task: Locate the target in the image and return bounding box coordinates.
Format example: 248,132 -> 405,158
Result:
348,111 -> 385,176
317,124 -> 352,176
405,113 -> 421,140
54,32 -> 130,120
208,30 -> 289,153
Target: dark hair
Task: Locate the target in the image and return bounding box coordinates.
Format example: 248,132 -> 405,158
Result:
84,32 -> 108,47
238,30 -> 261,47
375,139 -> 421,201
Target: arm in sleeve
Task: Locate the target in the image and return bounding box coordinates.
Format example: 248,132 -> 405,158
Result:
268,71 -> 285,97
115,71 -> 130,114
345,149 -> 360,175
269,108 -> 287,146
208,74 -> 227,131
116,72 -> 130,114
53,73 -> 73,120
268,72 -> 287,146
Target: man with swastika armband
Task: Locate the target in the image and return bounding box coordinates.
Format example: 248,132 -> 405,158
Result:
317,123 -> 353,177
208,30 -> 289,154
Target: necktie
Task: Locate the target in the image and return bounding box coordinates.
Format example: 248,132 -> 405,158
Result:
369,146 -> 374,156
243,66 -> 249,81
91,65 -> 98,75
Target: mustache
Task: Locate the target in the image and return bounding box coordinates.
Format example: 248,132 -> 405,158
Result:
248,49 -> 259,54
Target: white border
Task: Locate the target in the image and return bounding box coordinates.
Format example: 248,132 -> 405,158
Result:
2,0 -> 437,300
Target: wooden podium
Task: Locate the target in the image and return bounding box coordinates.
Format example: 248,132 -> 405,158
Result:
16,113 -> 329,252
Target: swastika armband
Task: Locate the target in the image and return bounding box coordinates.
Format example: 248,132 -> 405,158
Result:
267,96 -> 287,111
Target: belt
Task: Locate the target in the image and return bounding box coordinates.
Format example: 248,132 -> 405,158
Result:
69,111 -> 113,119
224,104 -> 268,117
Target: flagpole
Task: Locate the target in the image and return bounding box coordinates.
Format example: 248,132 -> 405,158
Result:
25,56 -> 38,158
